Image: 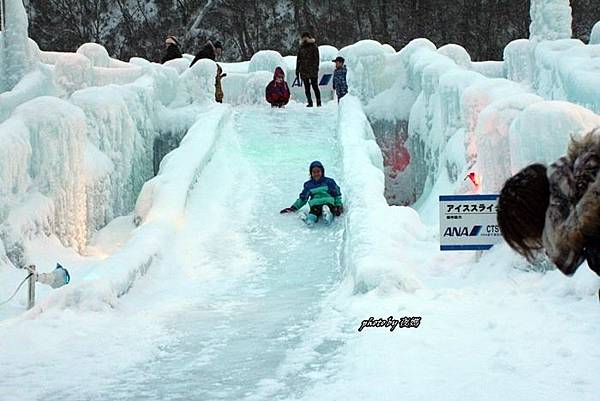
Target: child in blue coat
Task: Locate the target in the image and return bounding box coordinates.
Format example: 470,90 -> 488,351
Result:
332,56 -> 348,100
280,161 -> 343,224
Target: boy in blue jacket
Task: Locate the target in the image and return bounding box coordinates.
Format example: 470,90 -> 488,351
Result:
280,161 -> 343,225
332,56 -> 348,100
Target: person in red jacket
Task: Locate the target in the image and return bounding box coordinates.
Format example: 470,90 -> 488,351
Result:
265,67 -> 290,108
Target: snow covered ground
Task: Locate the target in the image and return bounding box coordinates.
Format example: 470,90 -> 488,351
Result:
1,101 -> 598,401
1,1 -> 599,399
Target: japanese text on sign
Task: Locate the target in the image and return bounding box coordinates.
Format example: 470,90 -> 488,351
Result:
439,194 -> 502,251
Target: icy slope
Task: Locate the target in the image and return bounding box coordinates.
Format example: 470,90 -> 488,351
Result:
0,103 -> 349,401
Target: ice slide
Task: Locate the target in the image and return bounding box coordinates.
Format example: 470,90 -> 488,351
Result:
1,102 -> 358,401
2,96 -> 600,401
2,6 -> 600,396
99,104 -> 345,400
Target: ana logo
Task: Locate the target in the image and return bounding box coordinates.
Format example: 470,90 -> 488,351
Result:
292,74 -> 332,87
443,225 -> 482,237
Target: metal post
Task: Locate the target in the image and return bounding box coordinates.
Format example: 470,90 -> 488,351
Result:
27,264 -> 35,310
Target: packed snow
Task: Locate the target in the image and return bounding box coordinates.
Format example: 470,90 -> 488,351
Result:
1,0 -> 599,400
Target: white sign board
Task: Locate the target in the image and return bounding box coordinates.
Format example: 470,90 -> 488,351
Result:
287,62 -> 335,102
439,194 -> 502,251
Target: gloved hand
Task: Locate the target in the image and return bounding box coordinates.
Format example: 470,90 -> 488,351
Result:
280,206 -> 296,214
333,205 -> 344,216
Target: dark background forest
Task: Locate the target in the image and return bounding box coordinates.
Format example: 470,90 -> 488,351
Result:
23,0 -> 600,63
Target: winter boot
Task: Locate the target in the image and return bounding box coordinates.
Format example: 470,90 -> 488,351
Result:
316,99 -> 322,107
307,102 -> 313,108
304,213 -> 318,226
322,205 -> 333,225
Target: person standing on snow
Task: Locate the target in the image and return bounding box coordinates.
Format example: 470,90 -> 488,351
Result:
161,36 -> 182,64
190,40 -> 223,67
265,67 -> 290,108
332,56 -> 348,101
280,161 -> 343,225
215,64 -> 226,103
497,128 -> 600,281
296,32 -> 321,107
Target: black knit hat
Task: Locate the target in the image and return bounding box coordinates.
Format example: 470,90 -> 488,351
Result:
309,160 -> 324,175
213,40 -> 223,49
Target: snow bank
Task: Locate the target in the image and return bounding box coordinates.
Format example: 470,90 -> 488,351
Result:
337,96 -> 423,293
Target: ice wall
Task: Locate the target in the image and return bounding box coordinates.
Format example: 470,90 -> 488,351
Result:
198,47 -> 336,106
30,106 -> 232,311
508,100 -> 600,171
248,50 -> 285,75
529,0 -> 572,42
339,40 -> 400,103
591,21 -> 600,45
0,42 -> 219,266
504,7 -> 600,115
219,49 -> 335,105
504,37 -> 600,115
0,0 -> 33,91
339,35 -> 600,213
337,95 -> 423,293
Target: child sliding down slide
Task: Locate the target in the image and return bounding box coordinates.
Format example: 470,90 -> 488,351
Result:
280,161 -> 343,226
265,67 -> 290,108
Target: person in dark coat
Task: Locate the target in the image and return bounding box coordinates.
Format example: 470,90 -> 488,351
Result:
296,32 -> 321,107
497,128 -> 600,281
265,67 -> 290,108
190,40 -> 223,67
161,36 -> 182,64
